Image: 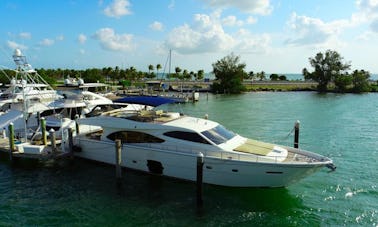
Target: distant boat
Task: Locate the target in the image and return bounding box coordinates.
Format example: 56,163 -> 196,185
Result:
73,96 -> 335,188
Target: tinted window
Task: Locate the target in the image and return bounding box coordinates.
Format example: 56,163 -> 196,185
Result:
201,125 -> 236,145
164,131 -> 210,144
107,131 -> 164,143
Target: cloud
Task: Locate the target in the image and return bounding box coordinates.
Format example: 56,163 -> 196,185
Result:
56,35 -> 64,41
201,0 -> 272,15
19,32 -> 31,39
39,38 -> 55,46
93,28 -> 135,51
168,0 -> 175,10
149,21 -> 163,31
285,13 -> 350,46
165,11 -> 270,54
246,16 -> 257,24
104,0 -> 131,18
222,15 -> 243,26
6,41 -> 28,50
78,34 -> 87,44
356,0 -> 378,32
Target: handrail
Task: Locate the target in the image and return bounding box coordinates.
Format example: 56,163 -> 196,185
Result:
74,136 -> 329,165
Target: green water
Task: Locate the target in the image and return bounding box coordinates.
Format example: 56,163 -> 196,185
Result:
1,92 -> 377,226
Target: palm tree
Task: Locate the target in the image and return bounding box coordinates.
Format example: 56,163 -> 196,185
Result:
156,64 -> 162,79
148,64 -> 154,74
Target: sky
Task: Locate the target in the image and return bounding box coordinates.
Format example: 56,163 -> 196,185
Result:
1,0 -> 378,74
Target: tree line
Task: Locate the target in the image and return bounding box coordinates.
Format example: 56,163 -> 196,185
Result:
212,50 -> 376,94
1,50 -> 375,94
0,65 -> 206,88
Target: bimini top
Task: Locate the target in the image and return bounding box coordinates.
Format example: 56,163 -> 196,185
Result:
115,96 -> 179,107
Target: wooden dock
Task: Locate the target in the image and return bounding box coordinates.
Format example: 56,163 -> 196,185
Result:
0,137 -> 72,161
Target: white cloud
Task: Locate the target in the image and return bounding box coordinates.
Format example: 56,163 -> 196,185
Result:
56,35 -> 64,41
234,29 -> 271,54
6,41 -> 28,50
165,11 -> 270,54
246,16 -> 257,24
93,28 -> 135,51
78,34 -> 87,44
39,38 -> 55,46
201,0 -> 272,15
149,21 -> 163,31
222,15 -> 243,26
285,13 -> 350,46
356,0 -> 378,32
19,32 -> 31,39
104,0 -> 131,18
168,0 -> 175,10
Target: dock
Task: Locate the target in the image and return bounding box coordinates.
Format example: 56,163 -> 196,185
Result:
0,137 -> 72,161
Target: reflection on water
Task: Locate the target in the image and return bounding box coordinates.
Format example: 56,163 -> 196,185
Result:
1,157 -> 314,226
1,92 -> 377,226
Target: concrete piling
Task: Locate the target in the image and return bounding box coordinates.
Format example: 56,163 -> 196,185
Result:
294,120 -> 300,149
196,152 -> 204,208
115,139 -> 122,180
49,129 -> 56,153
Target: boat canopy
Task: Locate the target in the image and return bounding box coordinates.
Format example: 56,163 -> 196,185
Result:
115,96 -> 179,107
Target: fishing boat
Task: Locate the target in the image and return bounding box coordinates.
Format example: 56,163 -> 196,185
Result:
73,96 -> 335,187
0,49 -> 114,140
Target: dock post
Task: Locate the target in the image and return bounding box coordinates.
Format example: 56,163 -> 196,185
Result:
68,128 -> 74,158
37,112 -> 41,126
49,129 -> 56,153
115,139 -> 122,180
8,123 -> 15,161
294,120 -> 300,149
41,117 -> 47,145
75,114 -> 80,135
196,152 -> 204,208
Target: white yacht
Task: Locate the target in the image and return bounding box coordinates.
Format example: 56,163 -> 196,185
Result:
73,96 -> 335,188
0,49 -> 113,139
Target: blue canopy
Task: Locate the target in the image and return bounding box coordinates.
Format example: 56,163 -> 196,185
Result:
114,96 -> 179,107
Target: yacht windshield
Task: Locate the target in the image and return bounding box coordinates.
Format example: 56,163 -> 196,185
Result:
201,125 -> 236,145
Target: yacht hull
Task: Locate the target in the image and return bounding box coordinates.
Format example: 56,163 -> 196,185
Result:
74,137 -> 328,187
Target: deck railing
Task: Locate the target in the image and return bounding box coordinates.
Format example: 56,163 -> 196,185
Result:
74,136 -> 325,164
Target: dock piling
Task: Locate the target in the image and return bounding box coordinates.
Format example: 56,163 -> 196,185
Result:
196,152 -> 204,208
68,128 -> 74,158
8,123 -> 15,161
294,120 -> 300,148
75,114 -> 80,134
41,117 -> 47,145
49,129 -> 56,153
115,139 -> 122,180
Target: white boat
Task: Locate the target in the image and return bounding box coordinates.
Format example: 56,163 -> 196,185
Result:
0,49 -> 115,139
73,96 -> 335,188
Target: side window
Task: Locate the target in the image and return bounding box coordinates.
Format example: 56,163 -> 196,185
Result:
163,131 -> 210,144
107,131 -> 164,143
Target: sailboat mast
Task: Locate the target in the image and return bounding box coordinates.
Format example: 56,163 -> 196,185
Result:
169,49 -> 172,76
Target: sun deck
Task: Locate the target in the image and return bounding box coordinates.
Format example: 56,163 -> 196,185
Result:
103,109 -> 182,123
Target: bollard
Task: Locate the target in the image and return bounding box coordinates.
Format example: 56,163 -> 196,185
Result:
294,120 -> 300,149
115,139 -> 122,180
49,129 -> 56,153
196,152 -> 204,208
68,128 -> 74,158
41,117 -> 47,145
8,123 -> 15,161
75,114 -> 80,135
